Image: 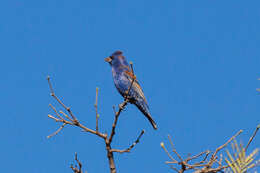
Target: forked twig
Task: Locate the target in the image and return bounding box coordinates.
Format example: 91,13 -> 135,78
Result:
186,150 -> 210,162
162,130 -> 244,173
47,76 -> 78,122
168,135 -> 183,162
47,63 -> 144,173
47,76 -> 106,138
70,153 -> 85,173
208,130 -> 243,166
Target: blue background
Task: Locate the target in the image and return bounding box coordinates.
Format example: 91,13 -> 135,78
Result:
1,0 -> 259,172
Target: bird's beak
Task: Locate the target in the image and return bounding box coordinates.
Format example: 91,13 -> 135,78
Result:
105,56 -> 112,63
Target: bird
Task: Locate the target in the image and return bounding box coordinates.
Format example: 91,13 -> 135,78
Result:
105,50 -> 157,130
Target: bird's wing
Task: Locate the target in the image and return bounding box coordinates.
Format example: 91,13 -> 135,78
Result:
124,70 -> 148,104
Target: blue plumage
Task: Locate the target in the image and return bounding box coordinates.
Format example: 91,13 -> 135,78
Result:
105,51 -> 157,129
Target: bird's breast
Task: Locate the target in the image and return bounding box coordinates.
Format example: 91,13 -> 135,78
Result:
113,74 -> 129,94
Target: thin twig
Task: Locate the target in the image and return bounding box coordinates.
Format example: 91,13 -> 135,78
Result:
186,150 -> 210,162
168,135 -> 183,162
47,76 -> 78,122
108,63 -> 136,144
70,153 -> 84,173
95,87 -> 99,132
47,73 -> 145,173
127,130 -> 145,151
162,130 -> 245,173
47,123 -> 66,138
49,104 -> 64,120
47,76 -> 106,139
170,165 -> 179,173
112,106 -> 116,115
161,142 -> 178,163
48,114 -> 60,122
245,124 -> 260,151
60,110 -> 74,122
209,130 -> 243,166
193,151 -> 211,165
108,100 -> 128,144
125,61 -> 135,98
111,130 -> 145,153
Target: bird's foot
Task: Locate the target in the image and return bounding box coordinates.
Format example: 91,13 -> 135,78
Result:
119,103 -> 124,110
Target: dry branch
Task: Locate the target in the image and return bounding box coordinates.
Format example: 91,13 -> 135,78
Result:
111,130 -> 145,153
94,87 -> 99,132
245,124 -> 260,151
47,66 -> 145,173
70,153 -> 84,173
162,130 -> 244,173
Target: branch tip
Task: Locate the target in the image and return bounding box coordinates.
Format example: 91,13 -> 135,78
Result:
245,125 -> 260,151
47,77 -> 143,173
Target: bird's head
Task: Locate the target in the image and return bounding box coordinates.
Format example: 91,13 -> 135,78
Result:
105,50 -> 126,66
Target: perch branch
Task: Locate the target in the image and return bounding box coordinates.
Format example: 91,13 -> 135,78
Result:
47,65 -> 144,173
125,61 -> 135,98
108,100 -> 128,144
108,61 -> 137,144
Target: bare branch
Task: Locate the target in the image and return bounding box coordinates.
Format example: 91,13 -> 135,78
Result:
107,63 -> 138,145
48,114 -> 60,122
47,73 -> 145,173
49,104 -> 64,120
47,76 -> 78,122
186,150 -> 210,162
245,124 -> 260,151
47,123 -> 66,138
125,61 -> 135,98
168,135 -> 183,162
192,151 -> 211,165
111,130 -> 145,153
47,76 -> 106,139
209,129 -> 243,166
127,129 -> 145,151
161,142 -> 178,164
170,165 -> 179,173
70,153 -> 85,173
94,87 -> 99,132
162,130 -> 244,173
60,110 -> 74,122
108,100 -> 128,144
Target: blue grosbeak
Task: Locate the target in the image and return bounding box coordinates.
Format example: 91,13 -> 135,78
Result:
105,51 -> 157,129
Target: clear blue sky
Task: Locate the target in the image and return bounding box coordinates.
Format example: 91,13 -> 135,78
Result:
1,1 -> 259,172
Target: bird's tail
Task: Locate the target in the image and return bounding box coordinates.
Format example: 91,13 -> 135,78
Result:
145,113 -> 157,130
134,102 -> 157,130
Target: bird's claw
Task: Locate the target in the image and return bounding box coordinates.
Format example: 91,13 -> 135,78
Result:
119,103 -> 123,110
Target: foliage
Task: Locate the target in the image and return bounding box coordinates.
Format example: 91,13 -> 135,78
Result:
225,140 -> 259,173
